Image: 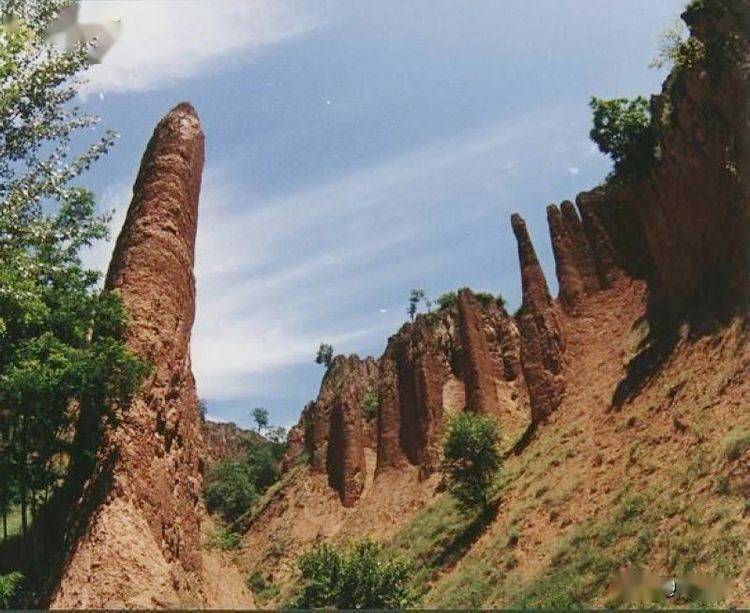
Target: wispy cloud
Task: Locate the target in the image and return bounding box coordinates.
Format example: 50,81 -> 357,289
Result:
191,108 -> 574,399
78,1 -> 319,94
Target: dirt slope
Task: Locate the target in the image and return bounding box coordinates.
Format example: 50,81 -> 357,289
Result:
424,280 -> 749,607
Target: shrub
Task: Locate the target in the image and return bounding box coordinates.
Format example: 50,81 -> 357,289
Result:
442,412 -> 502,510
589,96 -> 656,179
723,431 -> 750,461
204,459 -> 257,522
207,526 -> 242,551
436,291 -> 457,311
474,292 -> 506,309
363,387 -> 379,419
0,572 -> 23,608
650,19 -> 705,71
246,440 -> 281,492
291,540 -> 415,609
246,570 -> 279,602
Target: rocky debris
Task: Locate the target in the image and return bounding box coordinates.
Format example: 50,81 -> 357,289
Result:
547,204 -> 587,311
560,200 -> 600,294
457,289 -> 500,415
52,104 -> 250,608
511,213 -> 566,424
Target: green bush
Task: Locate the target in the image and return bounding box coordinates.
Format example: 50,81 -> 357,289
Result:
363,388 -> 379,419
442,412 -> 502,510
650,19 -> 705,71
436,292 -> 457,311
246,441 -> 281,492
207,526 -> 242,551
291,540 -> 415,609
589,96 -> 655,179
0,572 -> 23,609
474,292 -> 506,309
246,570 -> 279,603
204,459 -> 257,522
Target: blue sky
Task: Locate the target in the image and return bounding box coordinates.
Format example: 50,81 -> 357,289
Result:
76,0 -> 686,429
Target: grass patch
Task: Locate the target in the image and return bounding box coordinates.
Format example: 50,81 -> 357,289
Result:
246,569 -> 280,604
722,430 -> 750,462
206,526 -> 242,551
510,495 -> 650,608
388,495 -> 493,599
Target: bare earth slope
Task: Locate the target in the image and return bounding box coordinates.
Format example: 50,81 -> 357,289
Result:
239,2 -> 749,606
424,280 -> 749,607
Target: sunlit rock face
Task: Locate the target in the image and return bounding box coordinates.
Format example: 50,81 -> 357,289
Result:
52,103 -> 210,609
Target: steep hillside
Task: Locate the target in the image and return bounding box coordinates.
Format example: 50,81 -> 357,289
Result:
237,1 -> 749,607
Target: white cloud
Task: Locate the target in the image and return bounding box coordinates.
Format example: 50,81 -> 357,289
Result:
190,108 -> 572,399
77,1 -> 319,94
568,166 -> 580,174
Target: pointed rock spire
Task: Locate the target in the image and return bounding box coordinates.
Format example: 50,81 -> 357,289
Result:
547,204 -> 586,311
53,103 -> 220,607
560,200 -> 600,293
511,213 -> 565,424
457,288 -> 500,415
576,194 -> 618,288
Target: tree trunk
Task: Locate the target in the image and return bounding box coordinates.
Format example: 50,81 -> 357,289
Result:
20,491 -> 27,541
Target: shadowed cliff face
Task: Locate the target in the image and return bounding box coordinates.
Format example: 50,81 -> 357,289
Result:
633,1 -> 748,311
51,104 -> 215,608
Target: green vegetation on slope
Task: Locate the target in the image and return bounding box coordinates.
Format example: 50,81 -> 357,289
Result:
289,540 -> 415,609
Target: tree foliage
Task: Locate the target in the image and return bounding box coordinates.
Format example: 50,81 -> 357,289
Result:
291,540 -> 415,609
203,415 -> 287,523
0,0 -> 148,548
408,288 -> 426,321
204,459 -> 258,523
0,571 -> 23,608
442,412 -> 502,510
588,96 -> 655,179
315,342 -> 334,369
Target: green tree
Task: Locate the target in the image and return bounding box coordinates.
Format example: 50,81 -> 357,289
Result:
204,459 -> 258,523
197,398 -> 208,421
408,288 -> 426,321
442,412 -> 502,510
315,342 -> 334,368
252,407 -> 269,432
589,96 -> 655,178
0,0 -> 148,547
291,540 -> 415,609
